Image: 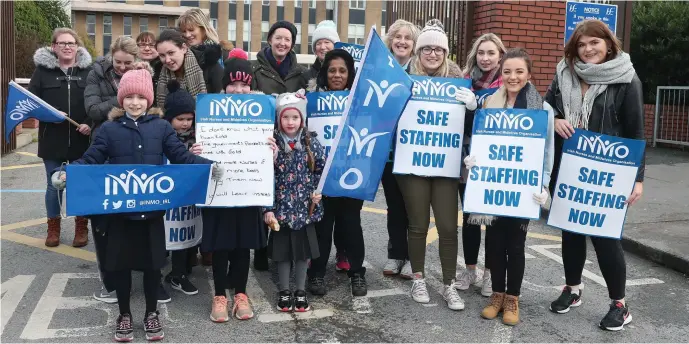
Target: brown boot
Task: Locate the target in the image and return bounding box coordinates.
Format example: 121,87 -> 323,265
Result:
502,294 -> 520,326
73,216 -> 89,247
45,217 -> 61,247
481,292 -> 505,320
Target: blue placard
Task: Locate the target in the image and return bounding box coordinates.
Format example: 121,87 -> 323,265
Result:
547,129 -> 645,239
473,108 -> 548,139
196,93 -> 275,124
307,91 -> 350,157
334,42 -> 364,62
565,1 -> 617,44
475,87 -> 499,109
65,164 -> 211,216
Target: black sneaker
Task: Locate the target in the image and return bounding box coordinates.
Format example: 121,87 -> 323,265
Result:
309,277 -> 327,296
157,284 -> 171,304
143,311 -> 164,341
114,313 -> 133,342
549,286 -> 582,314
599,301 -> 632,331
276,290 -> 293,312
169,275 -> 199,295
351,273 -> 368,297
294,290 -> 311,312
253,248 -> 269,271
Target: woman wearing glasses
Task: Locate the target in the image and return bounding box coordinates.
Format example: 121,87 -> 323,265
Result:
397,19 -> 476,311
136,32 -> 163,96
29,28 -> 93,249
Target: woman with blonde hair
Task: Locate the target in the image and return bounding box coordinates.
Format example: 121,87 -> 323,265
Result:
398,19 -> 477,311
177,8 -> 233,62
378,19 -> 420,279
454,32 -> 507,298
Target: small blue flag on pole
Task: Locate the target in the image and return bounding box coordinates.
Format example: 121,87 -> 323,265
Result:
4,81 -> 66,140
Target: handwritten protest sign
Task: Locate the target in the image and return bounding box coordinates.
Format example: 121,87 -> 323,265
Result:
462,108 -> 548,220
547,129 -> 645,239
393,76 -> 470,178
196,94 -> 275,207
306,91 -> 349,157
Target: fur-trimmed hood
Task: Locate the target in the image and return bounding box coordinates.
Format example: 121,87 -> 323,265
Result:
107,107 -> 164,121
33,46 -> 92,70
447,60 -> 464,78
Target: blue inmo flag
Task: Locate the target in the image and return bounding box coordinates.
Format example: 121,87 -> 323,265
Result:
4,81 -> 66,140
317,27 -> 413,201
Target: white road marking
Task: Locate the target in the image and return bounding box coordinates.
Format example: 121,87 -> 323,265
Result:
20,273 -> 114,340
366,288 -> 406,298
246,268 -> 276,316
490,321 -> 513,343
353,297 -> 372,314
258,309 -> 335,323
1,275 -> 35,336
524,252 -> 536,259
627,278 -> 665,286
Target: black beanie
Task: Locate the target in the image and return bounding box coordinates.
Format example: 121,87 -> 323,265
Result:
267,20 -> 297,47
164,80 -> 196,122
222,58 -> 254,89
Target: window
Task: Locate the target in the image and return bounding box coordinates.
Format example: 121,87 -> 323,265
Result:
380,26 -> 386,37
277,0 -> 284,6
86,14 -> 96,43
103,14 -> 112,55
243,20 -> 251,51
124,15 -> 132,36
295,0 -> 300,7
228,19 -> 236,41
262,0 -> 269,5
349,0 -> 365,9
261,21 -> 270,45
140,16 -> 148,33
211,18 -> 218,30
348,24 -> 365,45
326,0 -> 335,10
159,16 -> 168,31
229,0 -> 236,3
294,23 -> 302,44
309,0 -> 316,8
307,23 -> 315,53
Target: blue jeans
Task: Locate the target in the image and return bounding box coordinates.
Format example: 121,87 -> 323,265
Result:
44,159 -> 66,219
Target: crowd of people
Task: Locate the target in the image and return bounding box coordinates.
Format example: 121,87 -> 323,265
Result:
30,7 -> 644,342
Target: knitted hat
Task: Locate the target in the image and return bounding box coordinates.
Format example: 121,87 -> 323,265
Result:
163,80 -> 196,122
268,20 -> 298,47
117,69 -> 154,108
312,20 -> 340,53
222,57 -> 253,89
228,48 -> 249,60
275,89 -> 307,129
416,19 -> 449,54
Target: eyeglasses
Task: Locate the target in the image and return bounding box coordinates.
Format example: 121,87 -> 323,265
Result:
421,47 -> 445,56
55,42 -> 77,48
137,43 -> 156,48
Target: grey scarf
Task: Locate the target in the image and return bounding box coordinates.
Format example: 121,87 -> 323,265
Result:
467,83 -> 543,229
556,52 -> 635,129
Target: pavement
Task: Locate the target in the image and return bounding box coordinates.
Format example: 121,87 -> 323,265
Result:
2,142 -> 689,343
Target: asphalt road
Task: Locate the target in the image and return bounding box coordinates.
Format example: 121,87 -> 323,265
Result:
2,143 -> 688,343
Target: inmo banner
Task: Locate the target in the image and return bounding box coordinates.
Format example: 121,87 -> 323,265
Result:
196,93 -> 275,207
462,108 -> 548,220
334,42 -> 364,74
306,90 -> 350,157
65,164 -> 212,216
547,129 -> 645,239
318,27 -> 413,201
393,76 -> 470,178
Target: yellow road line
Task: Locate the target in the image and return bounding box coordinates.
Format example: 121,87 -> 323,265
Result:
1,231 -> 96,262
362,206 -> 387,215
15,151 -> 38,157
0,163 -> 43,171
526,231 -> 562,242
1,218 -> 46,231
426,227 -> 438,245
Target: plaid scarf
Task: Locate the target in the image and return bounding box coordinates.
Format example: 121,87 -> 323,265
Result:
108,68 -> 122,91
156,49 -> 207,109
471,67 -> 500,91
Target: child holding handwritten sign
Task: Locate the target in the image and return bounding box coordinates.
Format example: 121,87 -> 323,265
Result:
264,90 -> 325,312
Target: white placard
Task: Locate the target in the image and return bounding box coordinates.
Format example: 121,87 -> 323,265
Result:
164,205 -> 203,250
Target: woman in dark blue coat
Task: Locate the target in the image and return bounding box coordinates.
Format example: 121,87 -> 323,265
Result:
52,69 -> 221,342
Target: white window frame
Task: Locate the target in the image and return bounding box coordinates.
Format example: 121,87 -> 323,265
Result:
261,21 -> 270,43
243,20 -> 251,50
124,15 -> 132,36
228,19 -> 237,41
262,0 -> 270,5
348,24 -> 365,45
159,16 -> 168,31
309,0 -> 316,8
295,0 -> 301,8
326,0 -> 335,10
86,13 -> 96,42
349,0 -> 365,10
294,23 -> 302,44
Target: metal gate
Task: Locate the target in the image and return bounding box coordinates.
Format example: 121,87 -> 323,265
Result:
653,86 -> 689,147
1,1 -> 17,154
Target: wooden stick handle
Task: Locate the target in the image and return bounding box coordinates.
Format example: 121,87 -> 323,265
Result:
64,116 -> 80,127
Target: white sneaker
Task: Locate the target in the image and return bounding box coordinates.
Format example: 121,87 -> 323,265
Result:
443,283 -> 465,311
453,268 -> 483,290
410,273 -> 430,303
383,259 -> 405,275
481,270 -> 493,297
399,260 -> 413,279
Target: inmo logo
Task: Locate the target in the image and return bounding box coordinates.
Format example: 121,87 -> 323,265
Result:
339,127 -> 389,191
9,99 -> 40,121
363,80 -> 404,108
412,80 -> 459,98
577,135 -> 629,159
210,96 -> 262,117
317,94 -> 348,112
105,170 -> 175,195
484,111 -> 533,131
342,45 -> 363,60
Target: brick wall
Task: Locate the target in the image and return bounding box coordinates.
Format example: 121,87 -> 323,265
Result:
644,104 -> 689,145
644,104 -> 655,143
473,1 -> 566,94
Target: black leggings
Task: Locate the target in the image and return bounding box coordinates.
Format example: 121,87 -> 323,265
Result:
212,249 -> 250,297
562,231 -> 626,300
486,217 -> 529,296
113,269 -> 160,315
458,183 -> 487,267
170,248 -> 194,277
